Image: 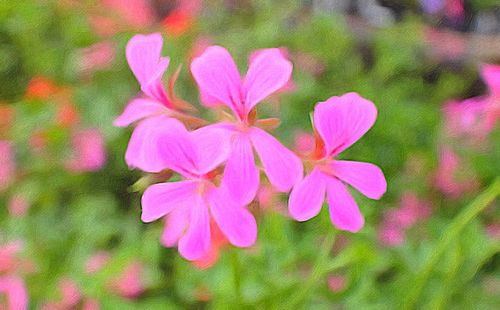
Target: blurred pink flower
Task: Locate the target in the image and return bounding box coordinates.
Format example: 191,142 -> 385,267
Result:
0,242 -> 23,274
77,41 -> 116,76
424,27 -> 466,61
0,141 -> 15,191
8,194 -> 29,218
327,275 -> 347,293
85,251 -> 111,274
486,223 -> 500,241
288,93 -> 386,233
0,276 -> 28,310
65,128 -> 106,172
191,46 -> 302,205
89,0 -> 155,37
141,118 -> 257,260
378,191 -> 431,247
109,262 -> 144,299
42,278 -> 99,310
434,147 -> 479,198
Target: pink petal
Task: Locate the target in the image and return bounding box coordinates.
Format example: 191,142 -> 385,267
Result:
125,115 -> 175,173
288,168 -> 326,221
0,276 -> 28,310
250,127 -> 302,192
222,133 -> 259,205
326,178 -> 364,233
243,48 -> 293,112
190,46 -> 243,116
191,125 -> 232,175
126,33 -> 170,104
141,180 -> 198,222
330,160 -> 386,200
178,195 -> 211,260
481,64 -> 500,97
160,207 -> 189,247
313,92 -> 377,156
209,186 -> 257,247
113,97 -> 167,127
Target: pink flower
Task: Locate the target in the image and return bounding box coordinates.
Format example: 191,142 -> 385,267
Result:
482,64 -> 500,98
378,191 -> 431,247
434,146 -> 479,198
0,242 -> 23,274
77,41 -> 116,76
42,278 -> 99,310
85,251 -> 111,274
65,128 -> 106,172
190,46 -> 303,205
288,93 -> 387,232
109,262 -> 144,299
0,141 -> 15,191
8,194 -> 29,218
0,276 -> 28,310
327,275 -> 347,293
141,118 -> 257,260
114,33 -> 182,172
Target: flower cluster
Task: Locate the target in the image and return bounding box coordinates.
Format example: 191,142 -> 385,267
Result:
116,33 -> 387,261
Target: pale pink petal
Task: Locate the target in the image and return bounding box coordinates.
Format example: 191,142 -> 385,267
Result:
222,134 -> 259,205
160,207 -> 189,247
326,178 -> 364,232
178,196 -> 211,260
243,48 -> 292,112
250,127 -> 302,192
191,125 -> 232,174
209,186 -> 257,247
141,180 -> 198,222
330,160 -> 386,200
288,168 -> 326,221
313,92 -> 377,156
126,33 -> 170,104
113,98 -> 167,127
125,115 -> 177,173
190,46 -> 243,116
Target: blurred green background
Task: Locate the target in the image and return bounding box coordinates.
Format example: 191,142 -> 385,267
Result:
0,0 -> 499,309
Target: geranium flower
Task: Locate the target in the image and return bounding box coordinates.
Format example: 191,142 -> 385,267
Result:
190,46 -> 303,205
115,33 -> 200,172
0,276 -> 28,310
141,118 -> 257,260
288,93 -> 387,232
0,140 -> 15,192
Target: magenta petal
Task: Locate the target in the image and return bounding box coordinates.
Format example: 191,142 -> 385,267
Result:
288,168 -> 326,221
141,180 -> 198,222
313,92 -> 377,156
191,125 -> 232,175
125,115 -> 174,173
178,196 -> 211,260
113,98 -> 166,127
326,178 -> 364,233
155,118 -> 199,176
481,64 -> 500,97
222,133 -> 259,205
243,48 -> 292,112
190,46 -> 243,115
209,186 -> 257,247
330,160 -> 387,200
250,127 -> 303,192
160,207 -> 189,247
126,33 -> 170,103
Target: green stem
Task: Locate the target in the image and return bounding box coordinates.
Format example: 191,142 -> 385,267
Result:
230,249 -> 243,304
403,178 -> 500,309
286,232 -> 336,308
